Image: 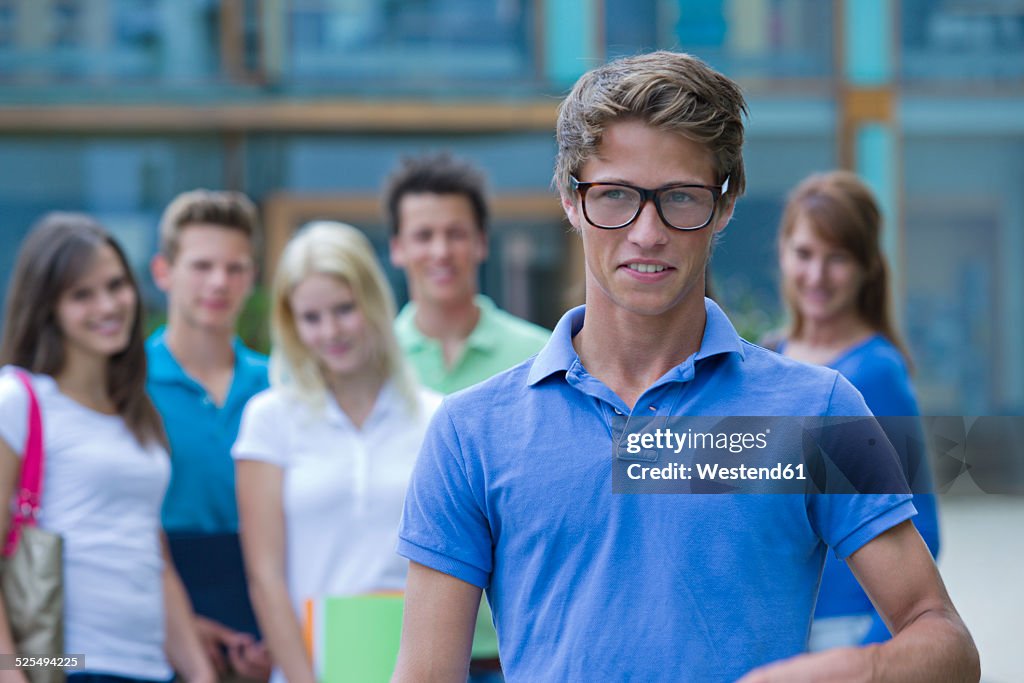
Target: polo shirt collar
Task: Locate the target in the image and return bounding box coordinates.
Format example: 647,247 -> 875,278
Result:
146,326 -> 258,386
146,327 -> 185,383
395,295 -> 500,353
527,298 -> 745,387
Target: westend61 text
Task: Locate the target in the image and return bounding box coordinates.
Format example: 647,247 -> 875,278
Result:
626,462 -> 807,481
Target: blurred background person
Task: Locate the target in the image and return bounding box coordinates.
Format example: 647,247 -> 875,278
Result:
233,221 -> 440,683
0,213 -> 213,683
386,153 -> 550,681
772,170 -> 941,649
386,152 -> 550,393
148,190 -> 271,680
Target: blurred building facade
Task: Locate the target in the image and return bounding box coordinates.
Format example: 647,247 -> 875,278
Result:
0,0 -> 1021,415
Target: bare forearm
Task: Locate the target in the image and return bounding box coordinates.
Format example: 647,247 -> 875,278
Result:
0,596 -> 28,683
392,645 -> 471,683
392,563 -> 479,683
871,607 -> 979,682
163,566 -> 215,683
249,575 -> 315,683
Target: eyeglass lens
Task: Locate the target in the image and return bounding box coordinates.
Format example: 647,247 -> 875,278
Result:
585,184 -> 716,229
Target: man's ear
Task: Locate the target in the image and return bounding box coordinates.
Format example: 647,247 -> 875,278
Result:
389,235 -> 405,269
561,192 -> 581,232
475,230 -> 489,263
713,197 -> 736,235
151,254 -> 171,292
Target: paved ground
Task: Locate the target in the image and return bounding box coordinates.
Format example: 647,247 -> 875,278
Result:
937,493 -> 1024,682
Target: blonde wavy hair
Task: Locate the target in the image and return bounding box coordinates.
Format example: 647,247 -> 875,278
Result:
269,221 -> 418,412
555,50 -> 748,204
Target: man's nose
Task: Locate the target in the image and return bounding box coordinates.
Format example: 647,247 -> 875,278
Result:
429,235 -> 452,259
626,200 -> 670,249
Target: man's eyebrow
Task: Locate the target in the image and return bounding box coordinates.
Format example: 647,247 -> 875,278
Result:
589,176 -> 712,187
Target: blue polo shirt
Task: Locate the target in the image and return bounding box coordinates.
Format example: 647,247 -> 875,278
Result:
398,300 -> 916,682
146,328 -> 269,533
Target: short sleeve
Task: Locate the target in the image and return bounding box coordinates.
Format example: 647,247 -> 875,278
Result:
0,368 -> 30,458
397,401 -> 493,589
231,390 -> 289,467
808,373 -> 917,559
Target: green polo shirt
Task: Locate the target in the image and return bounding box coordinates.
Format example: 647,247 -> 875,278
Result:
395,295 -> 549,659
395,295 -> 550,394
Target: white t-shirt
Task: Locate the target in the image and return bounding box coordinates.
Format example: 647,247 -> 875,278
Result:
0,367 -> 172,680
233,380 -> 441,615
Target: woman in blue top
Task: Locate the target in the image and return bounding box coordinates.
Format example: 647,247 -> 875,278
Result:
774,170 -> 940,649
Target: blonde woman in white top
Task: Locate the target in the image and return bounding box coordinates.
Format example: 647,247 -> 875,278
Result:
233,222 -> 440,683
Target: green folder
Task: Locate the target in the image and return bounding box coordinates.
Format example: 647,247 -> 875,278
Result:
307,594 -> 405,683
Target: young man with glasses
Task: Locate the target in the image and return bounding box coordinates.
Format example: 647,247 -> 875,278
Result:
393,52 -> 978,681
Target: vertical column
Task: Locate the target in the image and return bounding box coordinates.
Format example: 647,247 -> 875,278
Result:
840,0 -> 902,316
260,0 -> 286,84
543,0 -> 600,88
159,0 -> 205,81
999,157 -> 1024,409
544,0 -> 601,300
16,0 -> 52,82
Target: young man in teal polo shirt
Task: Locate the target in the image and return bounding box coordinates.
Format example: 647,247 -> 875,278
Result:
392,52 -> 979,682
386,153 -> 549,680
148,189 -> 270,680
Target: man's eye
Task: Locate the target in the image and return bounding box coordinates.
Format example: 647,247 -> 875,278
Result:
664,190 -> 696,204
595,187 -> 629,201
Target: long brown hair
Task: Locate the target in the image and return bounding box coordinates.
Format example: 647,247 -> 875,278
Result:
778,171 -> 913,367
0,212 -> 166,447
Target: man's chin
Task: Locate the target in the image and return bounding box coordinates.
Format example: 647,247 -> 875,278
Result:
420,287 -> 475,308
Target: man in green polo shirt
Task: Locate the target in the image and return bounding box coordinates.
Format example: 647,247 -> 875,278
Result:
385,152 -> 549,680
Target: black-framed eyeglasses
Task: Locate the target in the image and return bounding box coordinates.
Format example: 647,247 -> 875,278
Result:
570,175 -> 730,231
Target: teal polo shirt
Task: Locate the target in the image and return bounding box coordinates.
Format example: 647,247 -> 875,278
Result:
146,328 -> 269,533
395,295 -> 550,394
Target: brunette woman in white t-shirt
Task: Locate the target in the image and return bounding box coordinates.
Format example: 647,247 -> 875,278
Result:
0,213 -> 214,683
233,222 -> 440,683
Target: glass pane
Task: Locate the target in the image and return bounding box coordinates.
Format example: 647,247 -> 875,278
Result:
903,136 -> 1024,415
667,0 -> 834,81
286,0 -> 536,87
901,0 -> 1024,85
0,135 -> 224,316
0,0 -> 223,87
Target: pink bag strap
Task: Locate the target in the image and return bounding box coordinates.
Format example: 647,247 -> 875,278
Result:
3,370 -> 44,557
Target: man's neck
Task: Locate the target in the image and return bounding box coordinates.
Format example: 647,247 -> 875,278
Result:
573,295 -> 708,411
413,296 -> 481,368
164,318 -> 236,403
